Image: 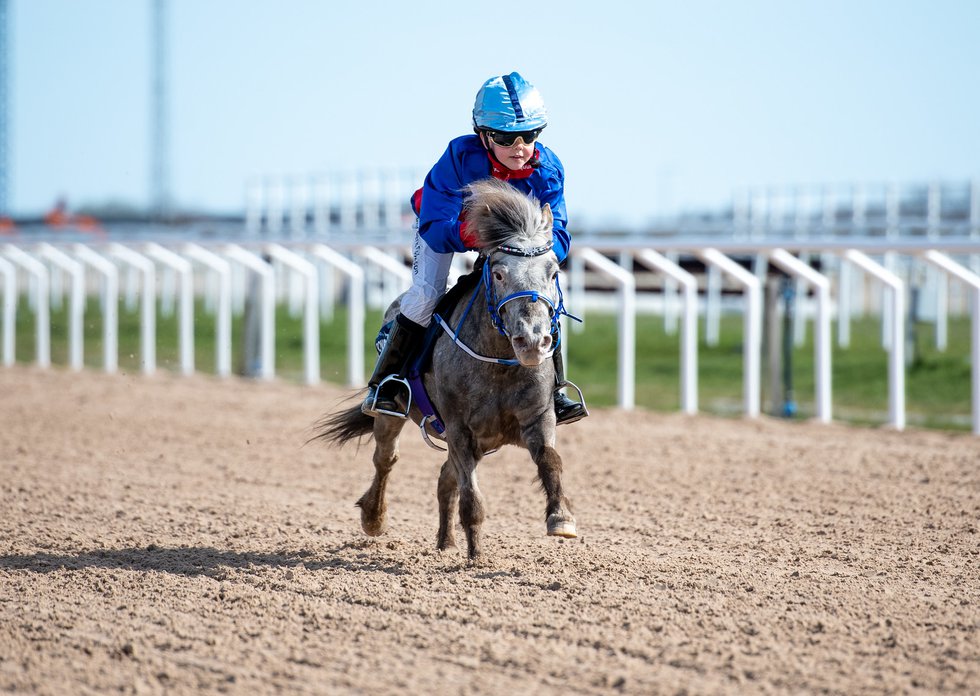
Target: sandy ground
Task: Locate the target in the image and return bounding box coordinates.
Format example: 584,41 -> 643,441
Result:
0,366 -> 978,695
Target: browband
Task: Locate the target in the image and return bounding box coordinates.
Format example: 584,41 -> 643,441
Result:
494,239 -> 554,257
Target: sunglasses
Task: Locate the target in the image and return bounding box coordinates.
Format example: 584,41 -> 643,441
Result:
483,129 -> 543,147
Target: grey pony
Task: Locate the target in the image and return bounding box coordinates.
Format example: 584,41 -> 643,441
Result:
315,178 -> 576,560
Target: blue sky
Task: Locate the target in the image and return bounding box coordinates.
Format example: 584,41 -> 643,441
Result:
11,0 -> 980,227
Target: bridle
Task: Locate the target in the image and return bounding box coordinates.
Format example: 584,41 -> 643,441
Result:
433,239 -> 581,366
483,240 -> 564,339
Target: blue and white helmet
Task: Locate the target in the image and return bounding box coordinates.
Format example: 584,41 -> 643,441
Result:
472,72 -> 548,132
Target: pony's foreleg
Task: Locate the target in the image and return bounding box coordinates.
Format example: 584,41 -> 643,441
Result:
435,459 -> 459,551
532,444 -> 577,538
447,438 -> 486,560
356,415 -> 406,537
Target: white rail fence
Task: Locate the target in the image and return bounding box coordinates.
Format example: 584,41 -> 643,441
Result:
1,239 -> 978,434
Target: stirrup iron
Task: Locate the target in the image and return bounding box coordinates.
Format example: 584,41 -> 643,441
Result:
559,380 -> 588,413
368,374 -> 413,419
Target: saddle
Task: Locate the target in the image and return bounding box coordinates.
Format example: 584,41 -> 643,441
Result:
377,262 -> 485,448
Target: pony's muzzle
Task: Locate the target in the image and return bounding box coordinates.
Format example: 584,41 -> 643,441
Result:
511,332 -> 553,365
512,333 -> 552,351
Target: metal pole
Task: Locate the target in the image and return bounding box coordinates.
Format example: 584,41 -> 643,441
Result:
576,248 -> 636,410
266,244 -> 319,385
145,242 -> 195,375
183,243 -> 232,377
698,248 -> 761,418
73,244 -> 119,374
3,245 -> 50,367
770,248 -> 833,423
636,249 -> 699,414
843,250 -> 905,430
920,251 -> 980,435
309,244 -> 366,387
0,254 -> 14,365
36,243 -> 85,370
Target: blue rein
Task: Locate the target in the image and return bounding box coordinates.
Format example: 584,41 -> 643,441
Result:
434,243 -> 582,366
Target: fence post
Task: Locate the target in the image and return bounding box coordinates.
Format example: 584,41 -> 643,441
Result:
36,243 -> 85,371
769,249 -> 832,423
308,244 -> 366,387
842,250 -> 905,430
3,245 -> 50,368
266,243 -> 319,385
920,250 -> 980,435
635,249 -> 698,414
575,248 -> 636,410
223,244 -> 275,380
145,243 -> 195,376
182,243 -> 232,377
0,254 -> 15,366
107,244 -> 156,375
73,244 -> 119,374
697,248 -> 762,418
358,245 -> 412,310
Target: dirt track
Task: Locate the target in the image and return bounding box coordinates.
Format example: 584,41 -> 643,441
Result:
1,366 -> 978,694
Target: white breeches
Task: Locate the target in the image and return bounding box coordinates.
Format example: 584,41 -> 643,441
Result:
398,232 -> 454,327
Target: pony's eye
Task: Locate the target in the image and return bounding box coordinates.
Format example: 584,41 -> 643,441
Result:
493,270 -> 504,282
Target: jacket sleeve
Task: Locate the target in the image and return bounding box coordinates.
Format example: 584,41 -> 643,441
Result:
537,161 -> 570,263
417,144 -> 469,254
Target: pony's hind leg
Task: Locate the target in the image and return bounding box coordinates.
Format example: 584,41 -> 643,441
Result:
533,444 -> 577,538
356,415 -> 406,536
436,460 -> 459,550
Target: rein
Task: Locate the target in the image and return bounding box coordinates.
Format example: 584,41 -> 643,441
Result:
433,241 -> 582,366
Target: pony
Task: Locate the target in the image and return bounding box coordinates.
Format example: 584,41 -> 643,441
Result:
315,178 -> 577,560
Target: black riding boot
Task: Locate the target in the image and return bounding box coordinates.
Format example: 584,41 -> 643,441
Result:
361,314 -> 425,417
553,350 -> 588,425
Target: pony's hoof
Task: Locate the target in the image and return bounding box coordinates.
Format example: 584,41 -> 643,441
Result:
547,516 -> 577,538
360,518 -> 387,537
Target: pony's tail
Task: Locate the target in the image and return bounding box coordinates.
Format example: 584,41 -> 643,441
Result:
310,398 -> 374,447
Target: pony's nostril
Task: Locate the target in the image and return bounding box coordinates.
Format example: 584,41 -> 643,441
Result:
513,336 -> 528,350
541,334 -> 553,350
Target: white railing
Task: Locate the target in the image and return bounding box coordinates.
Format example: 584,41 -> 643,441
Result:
1,238 -> 979,435
841,250 -> 906,430
2,244 -> 50,368
697,247 -> 762,418
223,244 -> 275,380
308,244 -> 365,387
265,243 -> 319,386
634,250 -> 698,414
920,251 -> 980,434
36,243 -> 85,371
144,243 -> 194,376
0,254 -> 15,366
575,248 -> 636,410
183,243 -> 232,377
768,249 -> 832,424
107,244 -> 156,375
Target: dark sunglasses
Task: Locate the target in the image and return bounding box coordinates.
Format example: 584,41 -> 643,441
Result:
483,128 -> 543,147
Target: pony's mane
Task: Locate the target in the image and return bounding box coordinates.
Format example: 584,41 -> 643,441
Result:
463,179 -> 548,251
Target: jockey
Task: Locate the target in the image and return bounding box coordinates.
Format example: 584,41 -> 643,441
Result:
362,71 -> 587,426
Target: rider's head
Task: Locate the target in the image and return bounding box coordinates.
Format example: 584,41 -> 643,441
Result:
472,72 -> 548,171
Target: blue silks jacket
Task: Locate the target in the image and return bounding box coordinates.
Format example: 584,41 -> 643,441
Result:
412,135 -> 570,262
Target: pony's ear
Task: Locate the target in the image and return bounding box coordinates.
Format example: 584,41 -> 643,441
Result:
541,202 -> 553,228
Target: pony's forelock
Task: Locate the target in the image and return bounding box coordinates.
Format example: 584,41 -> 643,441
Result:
463,179 -> 549,251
